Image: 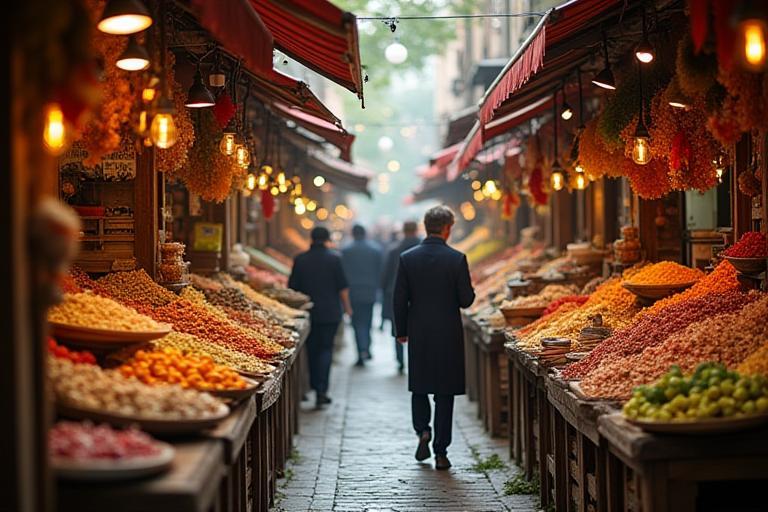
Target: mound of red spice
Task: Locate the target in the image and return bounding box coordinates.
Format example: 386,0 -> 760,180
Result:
723,231 -> 768,258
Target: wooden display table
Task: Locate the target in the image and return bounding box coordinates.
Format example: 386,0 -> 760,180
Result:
599,413 -> 768,512
57,318 -> 310,512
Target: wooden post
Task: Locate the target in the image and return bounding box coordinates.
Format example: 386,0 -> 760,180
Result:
134,148 -> 158,276
732,135 -> 753,239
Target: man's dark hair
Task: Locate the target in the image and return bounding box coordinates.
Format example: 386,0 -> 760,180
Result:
311,226 -> 331,243
351,224 -> 366,240
424,206 -> 455,235
403,221 -> 418,236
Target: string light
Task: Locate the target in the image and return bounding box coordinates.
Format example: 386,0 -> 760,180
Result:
471,180 -> 482,190
634,9 -> 655,64
150,97 -> 178,149
551,170 -> 565,191
387,160 -> 401,172
316,208 -> 329,221
313,175 -> 326,187
733,2 -> 768,71
574,173 -> 587,190
246,173 -> 256,191
632,65 -> 653,165
219,132 -> 236,156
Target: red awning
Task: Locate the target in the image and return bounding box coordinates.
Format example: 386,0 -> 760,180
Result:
478,0 -> 622,125
250,69 -> 342,127
250,0 -> 364,103
273,102 -> 354,162
451,0 -> 627,179
190,0 -> 273,74
307,149 -> 372,197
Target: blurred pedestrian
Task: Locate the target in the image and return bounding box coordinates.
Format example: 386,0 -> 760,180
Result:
289,227 -> 352,408
381,221 -> 421,374
393,206 -> 475,470
341,224 -> 382,367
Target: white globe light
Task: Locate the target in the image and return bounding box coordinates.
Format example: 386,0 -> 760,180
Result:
385,42 -> 408,64
377,136 -> 394,152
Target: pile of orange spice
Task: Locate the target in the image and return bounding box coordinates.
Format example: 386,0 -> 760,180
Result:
118,348 -> 247,391
638,260 -> 740,319
624,261 -> 704,286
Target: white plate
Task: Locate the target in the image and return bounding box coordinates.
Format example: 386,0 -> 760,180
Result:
52,443 -> 175,481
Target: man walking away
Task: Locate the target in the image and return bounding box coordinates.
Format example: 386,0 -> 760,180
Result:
341,224 -> 382,367
289,227 -> 352,408
381,221 -> 421,374
393,206 -> 475,470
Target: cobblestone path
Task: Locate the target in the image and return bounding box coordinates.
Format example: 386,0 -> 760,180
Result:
273,322 -> 538,512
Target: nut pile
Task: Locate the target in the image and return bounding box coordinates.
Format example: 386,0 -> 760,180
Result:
639,260 -> 740,319
501,284 -> 579,309
118,348 -> 247,391
96,270 -> 178,307
50,421 -> 163,460
563,290 -> 759,379
624,261 -> 703,286
219,306 -> 294,347
50,357 -> 225,420
261,287 -> 311,308
723,231 -> 768,258
140,299 -> 284,358
147,332 -> 276,375
580,294 -> 768,400
542,295 -> 588,316
188,273 -> 224,292
48,293 -> 161,332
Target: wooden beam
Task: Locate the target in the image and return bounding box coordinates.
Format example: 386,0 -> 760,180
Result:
134,148 -> 158,276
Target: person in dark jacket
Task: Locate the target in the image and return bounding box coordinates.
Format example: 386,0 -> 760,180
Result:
393,206 -> 475,470
380,221 -> 421,374
341,224 -> 382,366
289,227 -> 352,408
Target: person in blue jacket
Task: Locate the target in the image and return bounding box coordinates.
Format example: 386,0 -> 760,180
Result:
289,227 -> 352,408
394,206 -> 475,470
341,224 -> 383,367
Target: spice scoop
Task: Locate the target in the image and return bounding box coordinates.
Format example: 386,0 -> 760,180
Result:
541,337 -> 572,349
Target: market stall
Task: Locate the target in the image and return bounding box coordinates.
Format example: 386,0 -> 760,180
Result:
439,0 -> 768,510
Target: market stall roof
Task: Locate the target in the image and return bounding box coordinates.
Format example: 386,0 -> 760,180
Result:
249,0 -> 365,103
250,70 -> 343,127
444,106 -> 478,146
450,0 -> 633,178
272,102 -> 354,162
417,143 -> 462,180
306,149 -> 372,197
190,0 -> 273,74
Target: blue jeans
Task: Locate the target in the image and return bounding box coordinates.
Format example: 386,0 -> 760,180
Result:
306,322 -> 339,394
351,301 -> 374,359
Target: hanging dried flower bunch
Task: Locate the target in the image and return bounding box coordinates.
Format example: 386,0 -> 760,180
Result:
577,118 -> 625,180
79,0 -> 134,166
622,158 -> 672,200
182,109 -> 239,202
156,52 -> 195,175
676,34 -> 717,98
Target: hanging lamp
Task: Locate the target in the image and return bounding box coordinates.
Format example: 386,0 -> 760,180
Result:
551,90 -> 565,191
560,83 -> 573,121
631,64 -> 652,165
185,64 -> 215,108
592,32 -> 616,90
116,34 -> 150,71
732,1 -> 768,71
635,7 -> 655,64
98,0 -> 153,35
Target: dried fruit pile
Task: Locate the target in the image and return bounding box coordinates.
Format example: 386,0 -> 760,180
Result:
48,293 -> 161,332
623,363 -> 768,422
639,260 -> 740,319
541,295 -> 588,317
147,332 -> 275,376
723,231 -> 768,258
564,290 -> 759,379
141,299 -> 283,359
48,338 -> 96,365
50,421 -> 163,460
50,357 -> 225,420
580,294 -> 768,399
516,278 -> 640,351
118,348 -> 247,391
96,270 -> 178,307
501,284 -> 579,309
624,261 -> 703,286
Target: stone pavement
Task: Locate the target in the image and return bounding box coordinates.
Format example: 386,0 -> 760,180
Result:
273,321 -> 538,512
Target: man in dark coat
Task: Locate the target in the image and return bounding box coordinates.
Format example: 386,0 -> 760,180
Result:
393,206 -> 475,470
381,221 -> 421,374
289,227 -> 352,408
341,224 -> 382,366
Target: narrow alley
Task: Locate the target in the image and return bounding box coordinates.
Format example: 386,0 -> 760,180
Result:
274,323 -> 538,512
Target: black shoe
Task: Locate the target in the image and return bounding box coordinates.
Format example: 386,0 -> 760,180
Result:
316,394 -> 332,407
397,364 -> 405,375
415,431 -> 432,462
435,454 -> 451,470
364,351 -> 372,361
354,359 -> 365,367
